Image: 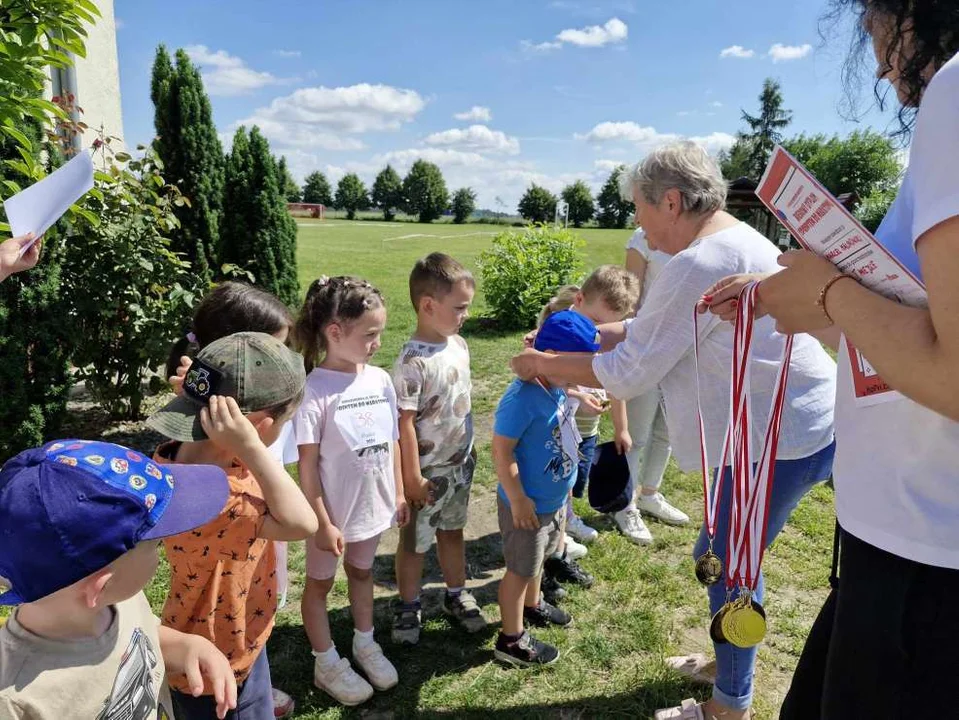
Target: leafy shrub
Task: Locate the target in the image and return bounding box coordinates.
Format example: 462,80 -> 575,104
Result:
478,224 -> 585,330
855,186 -> 897,233
62,143 -> 201,420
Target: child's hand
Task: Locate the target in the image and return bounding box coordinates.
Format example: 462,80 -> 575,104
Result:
406,476 -> 433,509
615,428 -> 633,455
395,495 -> 411,528
173,634 -> 238,719
200,396 -> 263,459
169,356 -> 193,395
0,233 -> 42,282
523,329 -> 538,348
510,494 -> 540,530
315,522 -> 345,556
578,394 -> 607,417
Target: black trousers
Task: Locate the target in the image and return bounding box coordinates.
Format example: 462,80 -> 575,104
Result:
781,528 -> 959,719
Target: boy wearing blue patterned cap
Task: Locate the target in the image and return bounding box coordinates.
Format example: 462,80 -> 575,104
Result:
0,439 -> 237,720
491,309 -> 600,668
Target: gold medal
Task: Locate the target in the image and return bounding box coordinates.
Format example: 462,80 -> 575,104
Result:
709,602 -> 734,645
694,550 -> 723,586
721,600 -> 767,648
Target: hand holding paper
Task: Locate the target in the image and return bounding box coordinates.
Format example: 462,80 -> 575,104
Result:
2,150 -> 95,259
0,233 -> 42,282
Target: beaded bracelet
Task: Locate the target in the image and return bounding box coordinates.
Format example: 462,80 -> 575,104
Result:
816,273 -> 852,324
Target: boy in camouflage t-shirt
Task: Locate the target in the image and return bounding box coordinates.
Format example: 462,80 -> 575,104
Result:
391,253 -> 487,645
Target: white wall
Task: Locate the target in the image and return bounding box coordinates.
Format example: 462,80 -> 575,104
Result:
54,0 -> 125,150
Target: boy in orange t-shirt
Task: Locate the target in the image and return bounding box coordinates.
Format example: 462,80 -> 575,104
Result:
148,332 -> 318,718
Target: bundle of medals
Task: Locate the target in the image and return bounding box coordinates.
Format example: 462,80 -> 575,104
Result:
692,282 -> 793,649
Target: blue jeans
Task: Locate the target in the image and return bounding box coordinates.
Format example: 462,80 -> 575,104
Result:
692,440 -> 835,710
172,645 -> 273,720
572,433 -> 599,498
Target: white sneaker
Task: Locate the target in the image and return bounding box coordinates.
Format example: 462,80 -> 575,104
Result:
564,536 -> 588,561
313,656 -> 374,706
353,640 -> 399,691
567,514 -> 599,543
613,506 -> 653,545
636,492 -> 690,526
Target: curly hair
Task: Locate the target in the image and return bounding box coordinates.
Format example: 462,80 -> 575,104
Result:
824,1 -> 959,136
295,275 -> 384,371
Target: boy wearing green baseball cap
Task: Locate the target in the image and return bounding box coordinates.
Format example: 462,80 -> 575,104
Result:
147,332 -> 319,718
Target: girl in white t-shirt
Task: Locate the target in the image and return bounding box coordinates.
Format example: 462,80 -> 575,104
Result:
293,275 -> 409,708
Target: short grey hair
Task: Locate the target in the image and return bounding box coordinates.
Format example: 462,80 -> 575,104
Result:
619,141 -> 727,216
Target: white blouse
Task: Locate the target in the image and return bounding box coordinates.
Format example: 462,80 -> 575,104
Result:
595,222 -> 836,471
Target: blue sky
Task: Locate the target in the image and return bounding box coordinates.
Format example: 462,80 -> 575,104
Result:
115,0 -> 889,210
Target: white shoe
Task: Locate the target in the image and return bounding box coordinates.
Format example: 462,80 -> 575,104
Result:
313,656 -> 374,706
564,536 -> 588,561
613,506 -> 653,545
636,492 -> 690,526
567,514 -> 599,543
353,639 -> 399,691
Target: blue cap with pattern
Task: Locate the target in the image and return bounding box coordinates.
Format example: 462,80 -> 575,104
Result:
0,439 -> 229,604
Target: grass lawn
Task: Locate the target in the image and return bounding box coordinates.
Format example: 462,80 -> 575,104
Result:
128,220 -> 834,718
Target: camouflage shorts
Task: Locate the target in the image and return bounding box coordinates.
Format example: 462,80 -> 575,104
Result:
401,455 -> 476,554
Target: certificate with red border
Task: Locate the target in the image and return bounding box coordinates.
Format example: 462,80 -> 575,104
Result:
756,146 -> 926,406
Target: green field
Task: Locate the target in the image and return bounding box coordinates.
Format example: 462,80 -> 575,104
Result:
152,220 -> 835,719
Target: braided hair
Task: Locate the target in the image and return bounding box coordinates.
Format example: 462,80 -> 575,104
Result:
295,275 -> 384,371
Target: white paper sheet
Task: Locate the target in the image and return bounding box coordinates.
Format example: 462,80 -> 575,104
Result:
3,150 -> 95,254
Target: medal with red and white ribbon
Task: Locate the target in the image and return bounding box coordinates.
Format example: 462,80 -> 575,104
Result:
695,282 -> 793,649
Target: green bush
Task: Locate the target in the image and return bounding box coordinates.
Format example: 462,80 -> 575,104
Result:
855,186 -> 897,233
62,143 -> 200,420
478,224 -> 585,330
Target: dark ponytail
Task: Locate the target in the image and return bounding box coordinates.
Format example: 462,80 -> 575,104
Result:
165,282 -> 294,379
295,275 -> 384,372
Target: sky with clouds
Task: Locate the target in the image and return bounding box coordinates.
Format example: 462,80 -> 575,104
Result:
114,0 -> 889,211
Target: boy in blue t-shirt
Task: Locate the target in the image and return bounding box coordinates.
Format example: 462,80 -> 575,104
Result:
491,310 -> 601,667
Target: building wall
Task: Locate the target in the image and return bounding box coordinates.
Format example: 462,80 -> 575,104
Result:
50,0 -> 125,150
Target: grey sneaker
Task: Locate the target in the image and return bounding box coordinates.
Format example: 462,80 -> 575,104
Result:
391,599 -> 421,646
443,589 -> 487,633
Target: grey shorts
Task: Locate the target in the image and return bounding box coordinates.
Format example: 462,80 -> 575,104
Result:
497,495 -> 565,579
401,455 -> 476,554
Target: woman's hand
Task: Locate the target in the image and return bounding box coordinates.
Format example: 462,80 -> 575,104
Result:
759,251 -> 846,334
510,348 -> 544,381
697,272 -> 770,322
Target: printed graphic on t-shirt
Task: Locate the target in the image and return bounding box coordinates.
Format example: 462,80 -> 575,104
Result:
335,389 -> 395,451
96,628 -> 169,720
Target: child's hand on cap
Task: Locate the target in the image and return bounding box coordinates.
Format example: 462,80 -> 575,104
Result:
169,355 -> 192,396
200,395 -> 262,459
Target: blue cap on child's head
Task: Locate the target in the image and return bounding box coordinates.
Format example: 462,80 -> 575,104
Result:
0,439 -> 229,605
534,309 -> 601,354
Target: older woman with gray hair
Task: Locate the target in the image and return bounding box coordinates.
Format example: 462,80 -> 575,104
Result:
511,141 -> 837,720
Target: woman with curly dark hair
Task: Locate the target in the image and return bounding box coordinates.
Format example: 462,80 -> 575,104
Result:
701,1 -> 959,717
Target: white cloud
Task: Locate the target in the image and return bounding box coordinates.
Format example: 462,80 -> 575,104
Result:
238,83 -> 426,150
711,101 -> 723,108
423,125 -> 520,155
274,49 -> 301,58
185,45 -> 282,96
719,45 -> 755,59
576,121 -> 735,155
768,43 -> 812,62
576,121 -> 677,146
557,17 -> 628,47
594,159 -> 628,172
454,105 -> 492,122
524,17 -> 627,52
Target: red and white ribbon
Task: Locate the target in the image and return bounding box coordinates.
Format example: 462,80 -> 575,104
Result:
694,282 -> 793,592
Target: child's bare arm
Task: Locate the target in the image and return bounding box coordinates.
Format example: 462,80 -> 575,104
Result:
200,395 -> 318,540
610,396 -> 632,454
297,443 -> 344,554
158,625 -> 237,718
492,433 -> 539,530
397,410 -> 430,506
393,440 -> 410,527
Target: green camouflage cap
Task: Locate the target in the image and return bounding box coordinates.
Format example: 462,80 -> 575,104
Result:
147,331 -> 306,442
